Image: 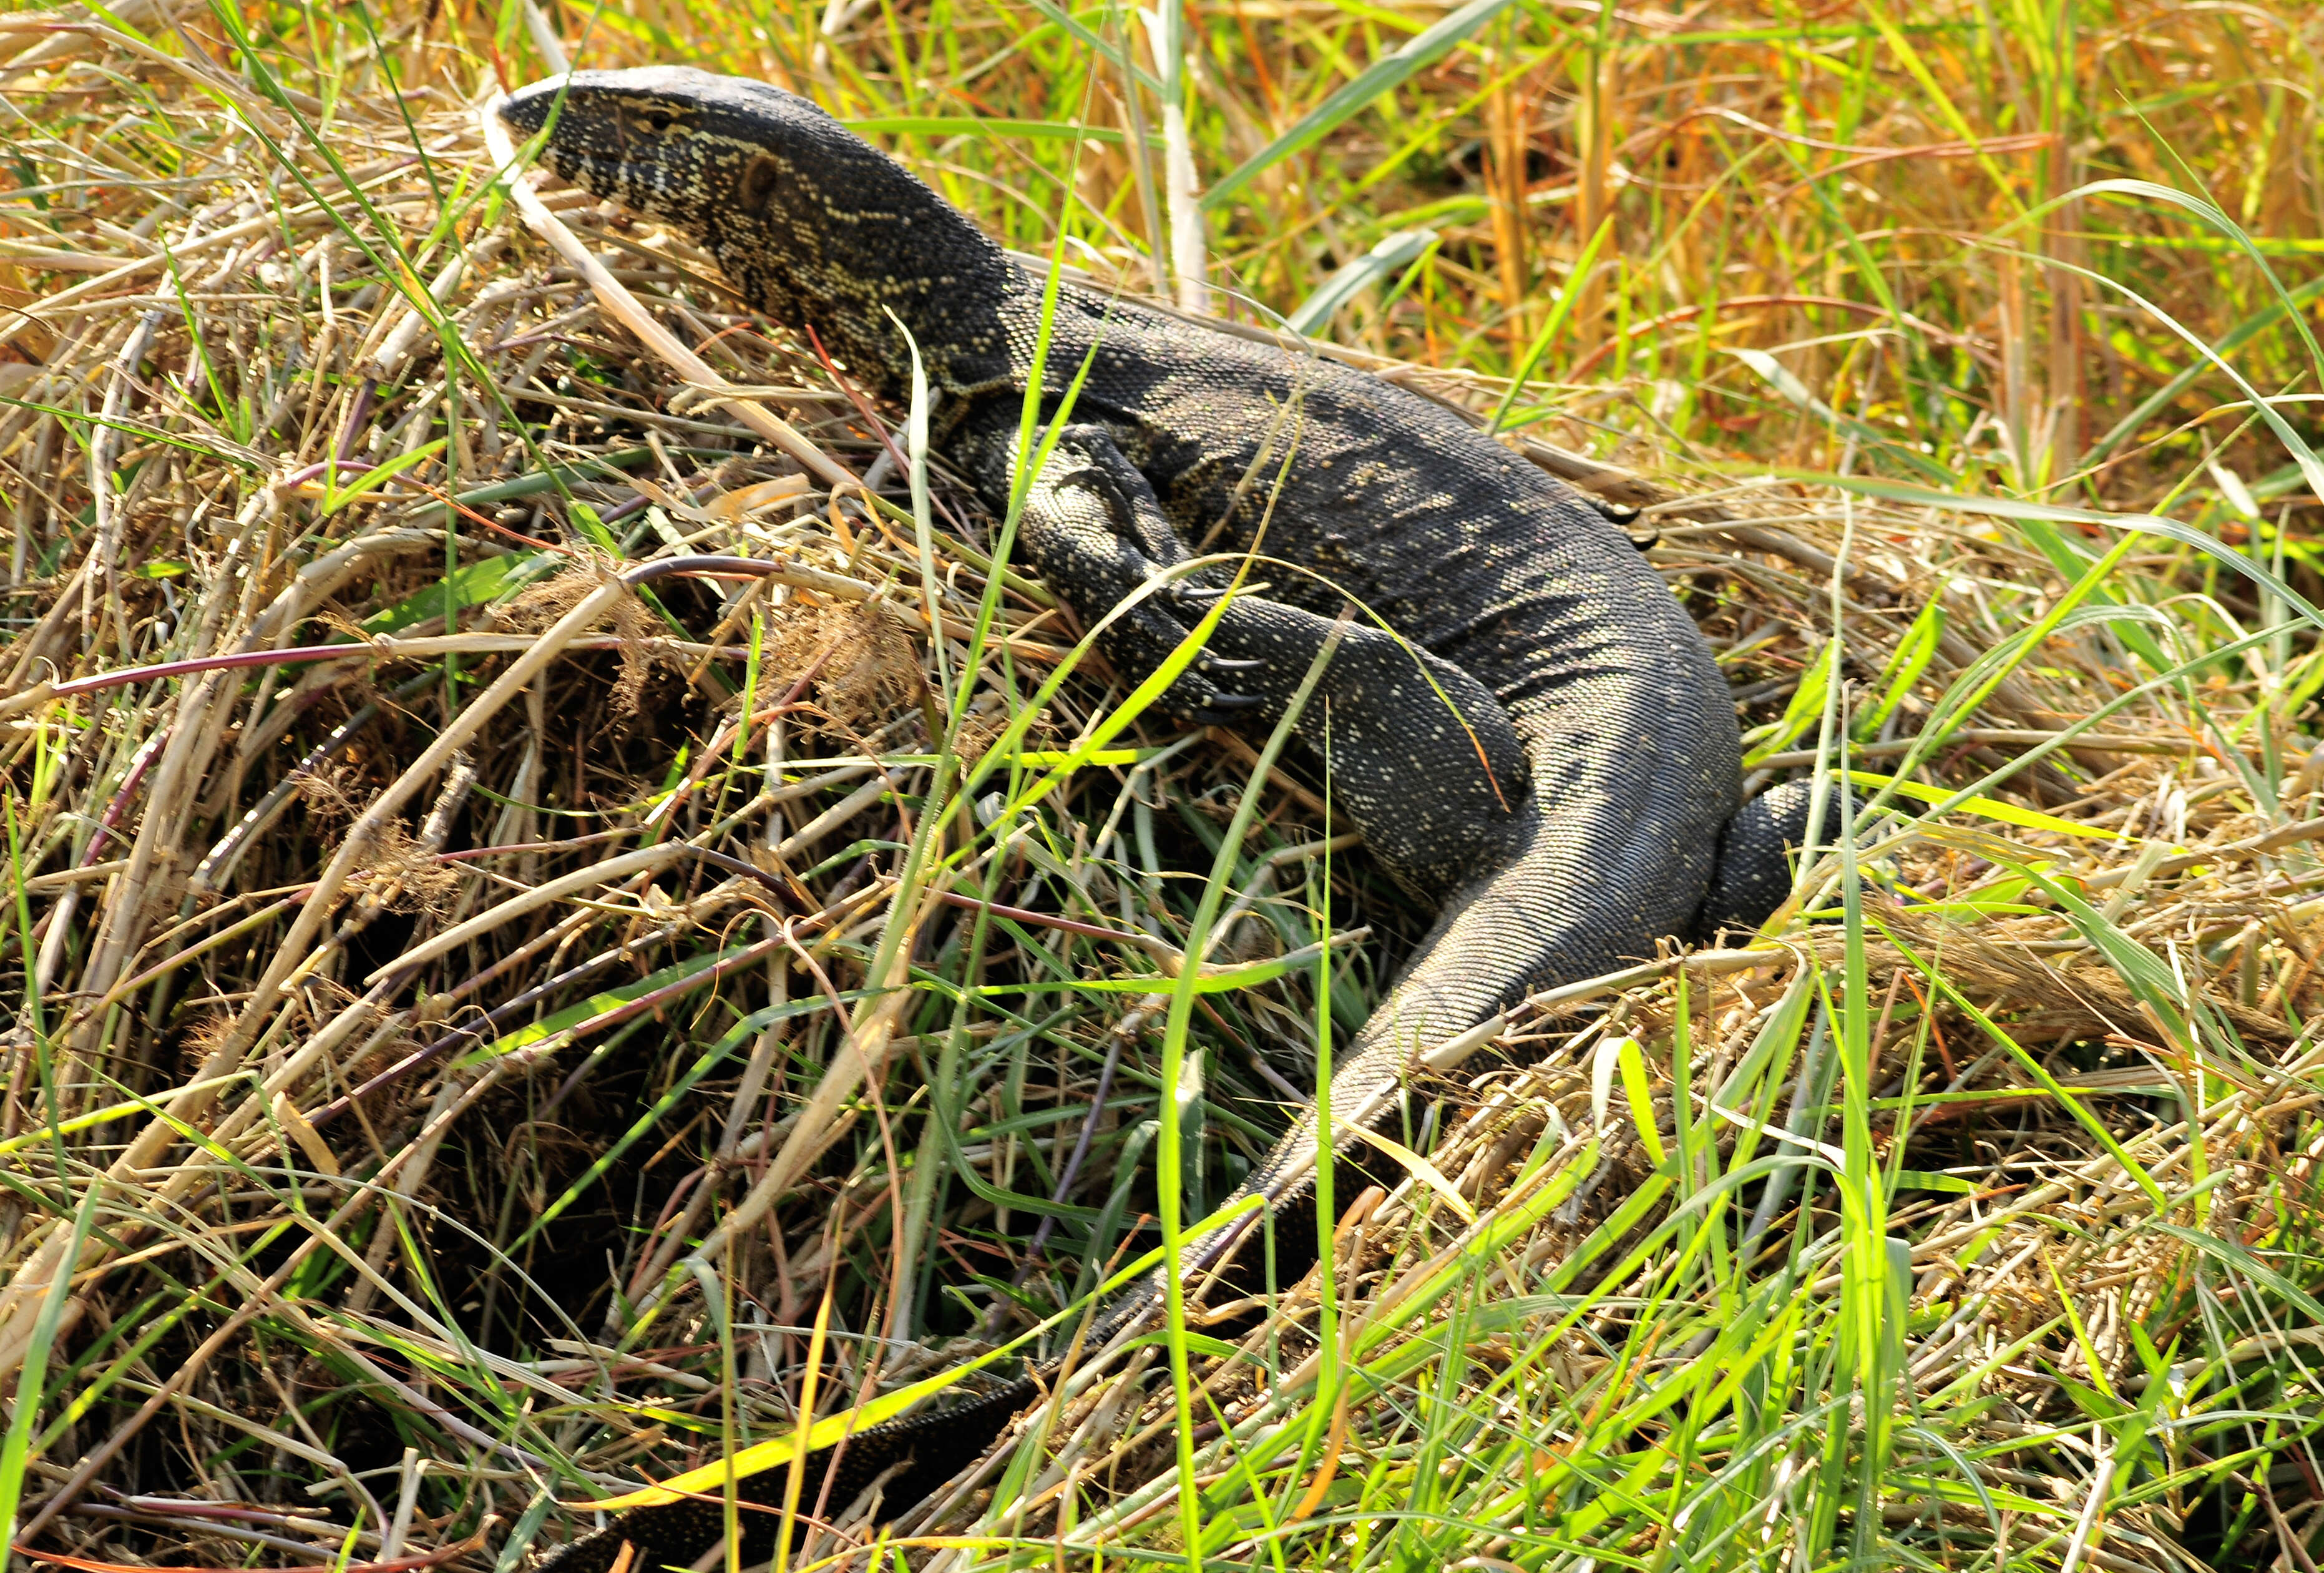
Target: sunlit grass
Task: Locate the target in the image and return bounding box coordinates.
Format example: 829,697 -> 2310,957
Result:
0,2 -> 2320,1571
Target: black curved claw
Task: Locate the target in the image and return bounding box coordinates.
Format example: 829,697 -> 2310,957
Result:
1169,584 -> 1230,609
1585,495 -> 1659,549
1192,694 -> 1269,725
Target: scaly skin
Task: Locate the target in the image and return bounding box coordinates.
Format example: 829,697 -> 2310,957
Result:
498,67 -> 1820,1572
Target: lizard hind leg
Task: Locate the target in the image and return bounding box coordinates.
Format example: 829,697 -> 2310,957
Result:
1692,778 -> 1847,942
1197,595 -> 1535,904
1002,421 -> 1259,723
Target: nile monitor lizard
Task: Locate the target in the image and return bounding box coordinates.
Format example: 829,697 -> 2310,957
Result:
498,66 -> 1826,1571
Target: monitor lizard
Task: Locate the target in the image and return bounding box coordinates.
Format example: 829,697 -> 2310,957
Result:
497,66 -> 1828,1571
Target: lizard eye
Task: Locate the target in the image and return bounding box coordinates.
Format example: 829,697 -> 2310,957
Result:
623,105 -> 678,139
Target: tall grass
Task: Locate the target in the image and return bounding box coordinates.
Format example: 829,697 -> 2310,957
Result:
0,2 -> 2322,1572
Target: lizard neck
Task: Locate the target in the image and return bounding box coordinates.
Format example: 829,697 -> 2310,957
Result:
690,140 -> 1024,402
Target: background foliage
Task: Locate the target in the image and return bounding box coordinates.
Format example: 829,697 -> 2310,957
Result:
2,2 -> 2324,1571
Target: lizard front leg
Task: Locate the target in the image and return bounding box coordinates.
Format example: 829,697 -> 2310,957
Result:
1002,421 -> 1264,725
997,423 -> 1536,903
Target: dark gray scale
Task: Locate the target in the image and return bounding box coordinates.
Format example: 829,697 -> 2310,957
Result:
497,66 -> 1838,1572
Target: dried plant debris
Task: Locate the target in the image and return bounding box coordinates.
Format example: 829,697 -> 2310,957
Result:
761,595 -> 923,735
0,7 -> 2321,1573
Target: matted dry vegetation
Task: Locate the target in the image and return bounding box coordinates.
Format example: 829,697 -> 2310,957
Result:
4,2 -> 2324,1571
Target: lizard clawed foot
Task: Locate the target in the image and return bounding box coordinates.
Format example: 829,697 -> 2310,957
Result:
1190,692 -> 1269,725
1168,584 -> 1233,610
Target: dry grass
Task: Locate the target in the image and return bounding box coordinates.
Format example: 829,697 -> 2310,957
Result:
1,2 -> 2323,1571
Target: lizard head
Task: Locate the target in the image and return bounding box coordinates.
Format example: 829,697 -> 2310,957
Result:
499,67 -> 1017,397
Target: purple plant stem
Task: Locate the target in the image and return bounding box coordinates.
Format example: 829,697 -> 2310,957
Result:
1017,1022 -> 1131,1273
335,378 -> 377,463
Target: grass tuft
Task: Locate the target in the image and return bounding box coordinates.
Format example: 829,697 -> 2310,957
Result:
2,2 -> 2324,1571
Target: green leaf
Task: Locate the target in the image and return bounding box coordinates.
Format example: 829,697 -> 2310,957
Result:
847,115 -> 1132,145
510,1007 -> 780,1248
569,499 -> 621,555
449,448 -> 655,510
1840,769 -> 2146,843
1616,1036 -> 1666,1166
1015,0 -> 1161,95
1857,600 -> 1942,740
1890,1171 -> 1975,1194
1285,228 -> 1438,335
459,944 -> 809,1065
1203,0 -> 1527,212
360,551 -> 552,635
1115,1330 -> 1242,1360
0,1165 -> 100,1573
1780,471 -> 2324,634
1490,217 -> 1616,433
1741,638 -> 1835,766
322,439 -> 446,514
2144,1222 -> 2324,1325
